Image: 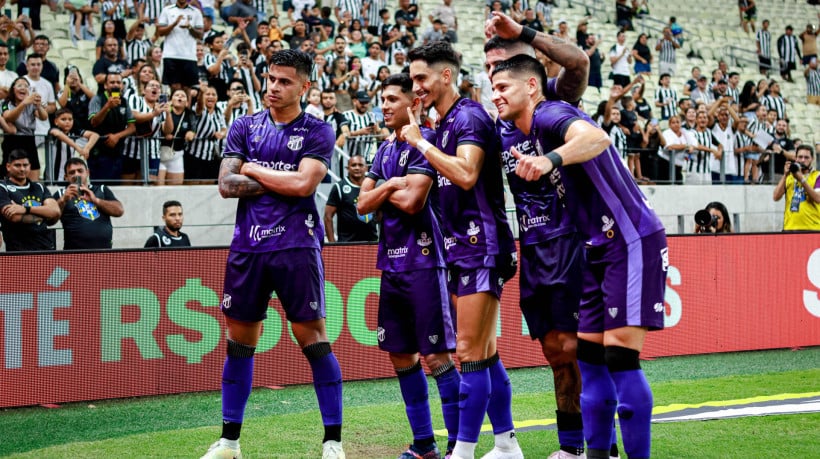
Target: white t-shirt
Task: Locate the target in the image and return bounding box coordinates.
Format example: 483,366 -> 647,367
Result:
158,4 -> 204,61
0,69 -> 17,92
711,120 -> 737,176
609,43 -> 630,76
360,56 -> 386,82
25,75 -> 55,137
661,128 -> 695,167
291,0 -> 316,20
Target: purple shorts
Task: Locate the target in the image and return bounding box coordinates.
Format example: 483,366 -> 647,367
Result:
378,269 -> 456,355
447,265 -> 505,299
519,233 -> 584,339
221,248 -> 325,323
578,231 -> 668,333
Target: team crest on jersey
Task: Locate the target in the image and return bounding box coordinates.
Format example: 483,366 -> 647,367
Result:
399,150 -> 409,167
428,335 -> 439,344
608,307 -> 618,318
441,131 -> 449,148
6,185 -> 16,192
76,199 -> 100,221
309,301 -> 318,310
461,275 -> 470,286
467,221 -> 480,244
287,135 -> 304,151
221,294 -> 232,309
417,232 -> 432,247
305,214 -> 315,235
162,236 -> 171,245
601,215 -> 615,239
660,247 -> 669,271
342,184 -> 351,193
377,327 -> 385,342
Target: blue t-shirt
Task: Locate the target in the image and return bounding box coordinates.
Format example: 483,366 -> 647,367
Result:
366,127 -> 446,273
434,97 -> 515,268
223,110 -> 334,253
529,100 -> 665,246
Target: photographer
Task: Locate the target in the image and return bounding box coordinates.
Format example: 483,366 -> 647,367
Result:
773,145 -> 820,231
694,201 -> 733,234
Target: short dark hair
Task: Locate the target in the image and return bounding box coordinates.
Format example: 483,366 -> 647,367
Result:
491,54 -> 548,97
64,157 -> 87,173
408,41 -> 460,71
163,200 -> 182,214
104,72 -> 122,84
54,107 -> 74,119
796,144 -> 815,158
382,73 -> 414,96
484,36 -> 521,53
8,149 -> 28,163
26,53 -> 43,62
268,49 -> 313,78
34,34 -> 50,43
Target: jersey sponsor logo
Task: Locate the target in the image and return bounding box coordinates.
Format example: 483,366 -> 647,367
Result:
287,135 -> 304,151
399,149 -> 408,167
377,326 -> 385,342
653,302 -> 664,313
309,301 -> 318,310
386,246 -> 408,259
252,159 -> 297,171
437,173 -> 452,188
248,224 -> 286,242
501,139 -> 534,173
443,236 -> 456,251
441,131 -> 449,149
519,213 -> 550,233
661,247 -> 669,272
221,294 -> 232,309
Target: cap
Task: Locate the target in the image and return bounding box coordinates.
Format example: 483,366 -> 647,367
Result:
204,30 -> 225,45
698,75 -> 708,80
394,47 -> 406,55
558,18 -> 567,25
718,78 -> 728,84
355,91 -> 371,103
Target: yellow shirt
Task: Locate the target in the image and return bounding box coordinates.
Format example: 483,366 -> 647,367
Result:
783,170 -> 820,231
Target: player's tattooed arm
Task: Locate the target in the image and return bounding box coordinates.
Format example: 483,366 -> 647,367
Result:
218,157 -> 266,198
534,33 -> 589,104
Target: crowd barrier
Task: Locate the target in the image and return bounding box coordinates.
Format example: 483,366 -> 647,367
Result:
1,232 -> 819,408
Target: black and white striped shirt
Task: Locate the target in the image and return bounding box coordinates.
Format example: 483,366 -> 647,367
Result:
655,87 -> 678,120
367,79 -> 382,109
690,129 -> 718,174
726,86 -> 740,105
335,0 -> 363,19
735,128 -> 755,156
125,38 -> 152,65
233,66 -> 262,109
142,0 -> 165,22
343,108 -> 377,160
777,34 -> 800,64
186,106 -> 226,161
756,29 -> 771,58
384,42 -> 405,66
807,67 -> 820,96
123,95 -> 163,160
204,52 -> 233,85
657,38 -> 676,63
761,94 -> 786,120
534,1 -> 552,25
364,0 -> 386,26
217,100 -> 251,127
101,0 -> 125,21
608,123 -> 628,160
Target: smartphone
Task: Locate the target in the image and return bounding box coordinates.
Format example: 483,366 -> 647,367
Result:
650,118 -> 659,126
21,7 -> 30,17
111,91 -> 120,99
73,175 -> 83,187
159,93 -> 168,104
3,9 -> 10,18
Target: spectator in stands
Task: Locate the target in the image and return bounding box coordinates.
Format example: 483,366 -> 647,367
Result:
756,19 -> 773,76
682,66 -> 699,96
233,42 -> 262,107
54,157 -> 123,249
122,77 -> 164,184
640,118 -> 663,180
0,15 -> 30,72
365,65 -> 389,113
186,85 -> 226,183
0,44 -> 17,100
122,59 -> 154,101
762,119 -> 796,182
734,116 -> 762,183
0,150 -> 59,251
659,114 -> 694,184
576,33 -> 602,93
23,54 -> 56,146
609,30 -> 632,87
147,45 -> 164,81
655,73 -> 677,121
1,76 -> 45,179
343,90 -> 385,162
159,88 -> 196,185
656,26 -> 679,76
682,106 -> 697,131
93,36 -> 130,85
388,46 -> 407,73
709,99 -> 742,183
219,78 -> 255,126
615,0 -> 636,32
395,0 -> 420,39
58,65 -> 94,133
348,29 -> 367,58
739,0 -> 757,34
47,108 -> 99,181
690,75 -> 715,107
335,0 -> 363,24
726,71 -> 741,104
88,72 -> 136,182
95,19 -> 125,61
421,19 -> 445,45
603,86 -> 629,168
360,41 -> 385,82
204,31 -> 234,100
739,79 -> 760,117
805,57 -> 820,104
144,200 -> 191,247
330,54 -> 356,111
520,8 -> 543,33
156,0 -> 204,93
693,201 -> 733,233
125,20 -> 154,64
222,0 -> 259,41
101,0 -> 129,40
16,35 -> 59,94
320,88 -> 350,149
508,0 -> 524,23
323,153 -> 378,242
773,145 -> 820,230
633,81 -> 652,120
429,0 -> 457,42
65,0 -> 97,42
800,23 -> 818,65
777,25 -> 801,82
761,79 -> 787,120
632,33 -> 651,76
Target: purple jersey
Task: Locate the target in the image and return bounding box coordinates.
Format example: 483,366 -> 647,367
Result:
223,111 -> 334,253
367,128 -> 446,272
530,101 -> 665,246
434,98 -> 516,268
498,119 -> 576,246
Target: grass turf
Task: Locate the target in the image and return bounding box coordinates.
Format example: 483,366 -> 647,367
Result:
1,347 -> 818,458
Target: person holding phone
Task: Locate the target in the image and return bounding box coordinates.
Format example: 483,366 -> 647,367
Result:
156,0 -> 203,94
1,77 -> 46,181
88,72 -> 136,183
53,157 -> 124,249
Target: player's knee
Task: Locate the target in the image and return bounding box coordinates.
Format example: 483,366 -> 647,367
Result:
422,352 -> 453,372
604,345 -> 641,373
227,339 -> 256,358
540,331 -> 578,366
302,341 -> 332,361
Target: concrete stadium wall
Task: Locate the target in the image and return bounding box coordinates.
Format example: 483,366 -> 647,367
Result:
39,184 -> 786,250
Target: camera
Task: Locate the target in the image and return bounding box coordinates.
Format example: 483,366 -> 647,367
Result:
694,209 -> 717,229
789,162 -> 802,174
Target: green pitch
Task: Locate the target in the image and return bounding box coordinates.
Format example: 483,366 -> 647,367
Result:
2,347 -> 819,458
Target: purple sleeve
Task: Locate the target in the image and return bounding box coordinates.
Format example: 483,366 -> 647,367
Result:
407,129 -> 437,177
545,77 -> 559,101
301,122 -> 334,168
536,102 -> 583,140
223,116 -> 249,160
454,106 -> 495,147
367,144 -> 386,181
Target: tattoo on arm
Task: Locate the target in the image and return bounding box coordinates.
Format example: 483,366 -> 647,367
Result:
550,36 -> 567,45
218,158 -> 265,198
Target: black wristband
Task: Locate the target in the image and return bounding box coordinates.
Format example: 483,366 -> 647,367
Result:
546,151 -> 563,169
25,206 -> 30,214
519,26 -> 537,44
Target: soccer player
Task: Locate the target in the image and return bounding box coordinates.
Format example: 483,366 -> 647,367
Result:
485,12 -> 592,459
201,49 -> 345,459
402,41 -> 520,459
357,72 -> 460,459
491,54 -> 668,459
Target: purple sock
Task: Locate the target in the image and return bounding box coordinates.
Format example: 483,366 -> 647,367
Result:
397,363 -> 434,441
610,369 -> 652,459
303,342 -> 343,427
487,354 -> 514,435
222,340 -> 255,426
577,340 -> 617,452
433,363 -> 461,445
457,360 -> 491,443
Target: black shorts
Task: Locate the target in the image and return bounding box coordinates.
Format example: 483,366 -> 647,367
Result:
184,153 -> 218,181
759,56 -> 771,71
162,58 -> 199,87
612,74 -> 631,87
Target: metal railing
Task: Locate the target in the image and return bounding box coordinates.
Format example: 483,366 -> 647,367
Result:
723,44 -> 775,71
